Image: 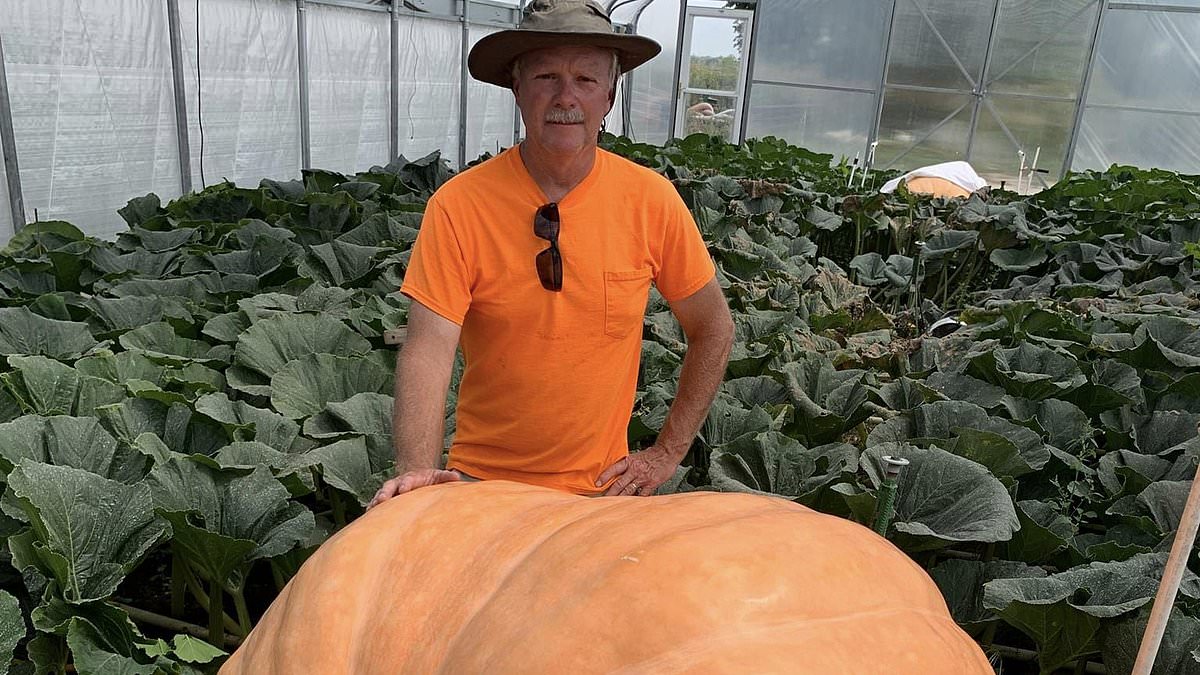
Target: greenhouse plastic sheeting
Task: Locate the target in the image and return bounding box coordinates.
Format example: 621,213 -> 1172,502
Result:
395,15 -> 460,164
627,0 -> 678,144
745,85 -> 877,162
753,0 -> 889,91
308,4 -> 390,175
179,0 -> 301,191
1,0 -> 182,239
1074,8 -> 1200,174
467,27 -> 516,163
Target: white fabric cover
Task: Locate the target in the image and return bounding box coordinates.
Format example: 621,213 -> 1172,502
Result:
466,27 -> 516,164
3,0 -> 182,239
880,160 -> 988,194
180,0 -> 301,190
308,4 -> 390,175
395,15 -> 461,165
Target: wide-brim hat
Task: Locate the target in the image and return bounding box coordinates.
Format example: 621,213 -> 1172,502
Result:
468,0 -> 662,89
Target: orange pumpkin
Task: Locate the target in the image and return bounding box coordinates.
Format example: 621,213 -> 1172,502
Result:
221,480 -> 992,674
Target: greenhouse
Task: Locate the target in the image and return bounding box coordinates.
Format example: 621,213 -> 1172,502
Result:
0,0 -> 1199,673
3,0 -> 1200,239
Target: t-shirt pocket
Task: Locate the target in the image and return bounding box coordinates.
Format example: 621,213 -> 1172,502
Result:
604,268 -> 653,339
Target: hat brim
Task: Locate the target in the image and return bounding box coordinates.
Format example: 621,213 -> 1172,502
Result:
467,30 -> 661,89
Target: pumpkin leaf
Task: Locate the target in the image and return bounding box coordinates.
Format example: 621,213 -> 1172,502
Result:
6,462 -> 167,603
861,443 -> 1019,549
147,458 -> 314,588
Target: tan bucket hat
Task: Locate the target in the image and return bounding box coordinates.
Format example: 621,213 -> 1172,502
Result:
467,0 -> 662,89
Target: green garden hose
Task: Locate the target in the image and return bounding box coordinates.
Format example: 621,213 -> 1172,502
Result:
872,455 -> 910,536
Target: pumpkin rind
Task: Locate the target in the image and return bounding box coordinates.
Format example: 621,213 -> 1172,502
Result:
221,480 -> 993,674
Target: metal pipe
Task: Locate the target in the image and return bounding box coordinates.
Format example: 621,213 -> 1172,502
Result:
297,0 -> 312,170
737,1 -> 762,143
868,0 -> 900,166
459,0 -> 470,169
1064,0 -> 1108,172
166,0 -> 194,195
0,34 -> 25,231
390,0 -> 400,159
966,0 -> 1004,161
666,0 -> 686,140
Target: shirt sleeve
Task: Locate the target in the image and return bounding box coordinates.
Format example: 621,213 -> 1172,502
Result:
400,197 -> 472,325
653,182 -> 716,302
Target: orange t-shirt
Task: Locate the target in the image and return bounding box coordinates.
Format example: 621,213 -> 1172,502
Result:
400,145 -> 715,495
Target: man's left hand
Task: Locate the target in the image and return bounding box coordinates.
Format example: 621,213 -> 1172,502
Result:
597,445 -> 683,496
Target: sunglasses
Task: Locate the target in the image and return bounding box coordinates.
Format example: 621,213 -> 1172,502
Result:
534,203 -> 563,292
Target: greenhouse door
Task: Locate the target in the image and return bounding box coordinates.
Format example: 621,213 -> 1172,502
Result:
675,6 -> 754,143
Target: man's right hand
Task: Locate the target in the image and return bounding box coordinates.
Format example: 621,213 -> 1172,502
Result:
367,469 -> 463,510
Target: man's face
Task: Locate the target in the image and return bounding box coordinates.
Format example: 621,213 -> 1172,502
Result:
512,45 -> 615,156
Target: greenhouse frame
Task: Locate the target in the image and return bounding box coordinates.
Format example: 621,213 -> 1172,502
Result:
1,0 -> 1198,240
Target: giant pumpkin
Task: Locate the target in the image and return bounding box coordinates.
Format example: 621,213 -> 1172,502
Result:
221,480 -> 992,674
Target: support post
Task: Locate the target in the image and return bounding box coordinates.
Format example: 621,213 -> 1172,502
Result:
667,0 -> 687,140
0,34 -> 25,231
1064,0 -> 1109,173
166,0 -> 193,195
390,0 -> 400,159
297,0 -> 312,170
868,0 -> 900,160
459,0 -> 470,169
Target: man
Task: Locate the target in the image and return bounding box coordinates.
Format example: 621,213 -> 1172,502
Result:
368,0 -> 733,505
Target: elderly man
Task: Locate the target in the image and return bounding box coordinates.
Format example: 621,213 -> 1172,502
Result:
368,0 -> 733,504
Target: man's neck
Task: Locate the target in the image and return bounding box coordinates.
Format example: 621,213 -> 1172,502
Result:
519,142 -> 597,204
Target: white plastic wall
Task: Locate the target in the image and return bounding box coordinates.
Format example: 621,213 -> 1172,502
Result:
308,5 -> 390,175
395,15 -> 460,164
467,27 -> 517,162
2,0 -> 182,239
179,0 -> 301,191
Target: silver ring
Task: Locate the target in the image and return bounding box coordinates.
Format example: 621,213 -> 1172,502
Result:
629,483 -> 639,493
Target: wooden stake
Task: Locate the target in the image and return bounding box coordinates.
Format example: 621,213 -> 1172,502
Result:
1132,424 -> 1200,674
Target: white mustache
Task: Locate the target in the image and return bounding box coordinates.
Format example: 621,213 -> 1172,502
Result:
545,109 -> 585,124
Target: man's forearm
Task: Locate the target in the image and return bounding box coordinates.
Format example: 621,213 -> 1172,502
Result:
392,343 -> 454,473
655,330 -> 733,459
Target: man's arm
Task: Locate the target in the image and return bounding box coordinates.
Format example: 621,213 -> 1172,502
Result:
598,277 -> 734,495
367,301 -> 463,508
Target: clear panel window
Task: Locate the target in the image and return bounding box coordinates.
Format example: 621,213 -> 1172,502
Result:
753,0 -> 890,90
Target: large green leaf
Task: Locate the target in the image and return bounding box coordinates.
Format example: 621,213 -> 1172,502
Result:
0,590 -> 25,675
269,353 -> 393,419
983,554 -> 1200,674
708,431 -> 855,501
118,322 -> 231,366
773,353 -> 872,445
0,415 -> 144,482
867,401 -> 1049,479
1,355 -> 125,417
0,307 -> 98,360
1001,500 -> 1075,564
968,342 -> 1087,401
7,462 -> 167,603
233,313 -> 371,381
861,443 -> 1019,549
147,458 -> 314,588
302,392 -> 394,471
1102,606 -> 1200,675
194,392 -> 305,453
928,559 -> 1046,635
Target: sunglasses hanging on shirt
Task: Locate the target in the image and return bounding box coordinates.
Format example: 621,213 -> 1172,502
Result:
534,203 -> 563,292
